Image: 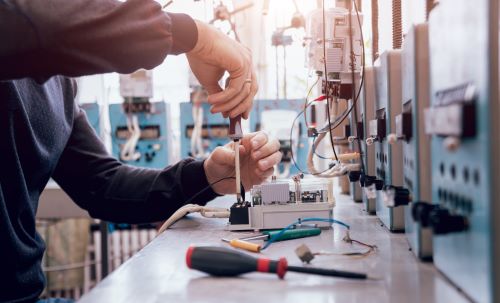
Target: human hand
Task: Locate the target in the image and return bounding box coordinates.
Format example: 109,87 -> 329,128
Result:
186,20 -> 258,119
203,132 -> 282,195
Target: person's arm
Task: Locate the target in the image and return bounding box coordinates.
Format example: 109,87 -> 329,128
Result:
0,0 -> 197,80
51,93 -> 217,224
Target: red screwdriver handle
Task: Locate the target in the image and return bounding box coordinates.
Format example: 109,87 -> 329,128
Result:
186,246 -> 287,279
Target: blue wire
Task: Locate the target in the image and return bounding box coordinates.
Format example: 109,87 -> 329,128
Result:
261,217 -> 350,250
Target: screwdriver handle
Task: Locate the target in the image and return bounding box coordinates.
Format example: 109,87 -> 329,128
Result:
186,246 -> 287,279
229,116 -> 243,140
229,239 -> 261,253
263,228 -> 322,242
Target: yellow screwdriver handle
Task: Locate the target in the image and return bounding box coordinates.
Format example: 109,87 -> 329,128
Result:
229,239 -> 261,253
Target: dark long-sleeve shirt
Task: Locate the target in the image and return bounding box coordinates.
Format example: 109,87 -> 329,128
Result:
0,1 -> 219,302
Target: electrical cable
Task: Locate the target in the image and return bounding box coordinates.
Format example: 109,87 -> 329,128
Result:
157,176 -> 236,234
262,217 -> 350,250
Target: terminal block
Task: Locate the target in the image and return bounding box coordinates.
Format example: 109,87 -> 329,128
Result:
227,178 -> 334,231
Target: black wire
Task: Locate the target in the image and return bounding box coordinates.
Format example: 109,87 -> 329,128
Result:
322,0 -> 339,162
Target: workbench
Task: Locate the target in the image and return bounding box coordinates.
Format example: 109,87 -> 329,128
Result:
78,194 -> 470,303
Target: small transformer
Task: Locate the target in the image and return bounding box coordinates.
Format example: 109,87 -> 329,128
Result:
227,177 -> 335,231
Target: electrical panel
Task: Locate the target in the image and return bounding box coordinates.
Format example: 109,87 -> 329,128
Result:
109,101 -> 172,169
179,102 -> 230,159
359,67 -> 377,214
367,51 -> 406,231
397,23 -> 432,259
347,99 -> 362,202
410,0 -> 499,301
250,100 -> 309,178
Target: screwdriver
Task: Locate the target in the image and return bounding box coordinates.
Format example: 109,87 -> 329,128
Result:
229,115 -> 243,202
186,246 -> 371,280
221,238 -> 262,253
221,228 -> 321,253
236,228 -> 321,242
225,78 -> 244,203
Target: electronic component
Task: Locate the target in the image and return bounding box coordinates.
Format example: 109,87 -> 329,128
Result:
304,2 -> 363,90
227,178 -> 334,231
409,1 -> 500,301
366,50 -> 406,231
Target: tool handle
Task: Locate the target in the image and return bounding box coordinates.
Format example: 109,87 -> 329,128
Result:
186,246 -> 287,278
263,228 -> 322,242
229,116 -> 243,140
229,239 -> 261,253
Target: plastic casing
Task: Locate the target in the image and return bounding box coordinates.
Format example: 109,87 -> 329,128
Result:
374,51 -> 404,231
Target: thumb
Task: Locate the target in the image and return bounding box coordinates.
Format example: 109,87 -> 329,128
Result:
210,146 -> 236,166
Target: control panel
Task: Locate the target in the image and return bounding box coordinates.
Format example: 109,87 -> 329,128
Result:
411,1 -> 500,301
398,23 -> 432,259
109,101 -> 172,169
368,51 -> 405,231
179,102 -> 230,159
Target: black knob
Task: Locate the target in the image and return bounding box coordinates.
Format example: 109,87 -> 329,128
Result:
374,179 -> 384,191
429,208 -> 468,235
411,202 -> 438,227
348,171 -> 361,182
383,185 -> 411,207
361,175 -> 376,187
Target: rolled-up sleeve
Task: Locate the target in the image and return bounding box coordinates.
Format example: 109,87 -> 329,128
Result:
0,0 -> 198,80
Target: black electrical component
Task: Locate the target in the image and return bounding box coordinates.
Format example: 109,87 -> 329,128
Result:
411,202 -> 468,234
373,179 -> 384,191
348,171 -> 361,182
428,208 -> 469,235
229,201 -> 251,225
383,185 -> 411,207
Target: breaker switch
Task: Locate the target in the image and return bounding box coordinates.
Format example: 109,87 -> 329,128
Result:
374,179 -> 384,191
348,171 -> 361,182
411,202 -> 438,227
429,208 -> 469,234
382,185 -> 411,207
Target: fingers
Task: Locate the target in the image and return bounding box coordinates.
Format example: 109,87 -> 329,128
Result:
210,146 -> 236,166
210,80 -> 251,114
257,151 -> 282,171
229,70 -> 258,119
254,167 -> 274,180
208,48 -> 251,105
252,136 -> 280,161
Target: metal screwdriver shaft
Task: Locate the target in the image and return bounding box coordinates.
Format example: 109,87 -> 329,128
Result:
229,114 -> 243,202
